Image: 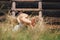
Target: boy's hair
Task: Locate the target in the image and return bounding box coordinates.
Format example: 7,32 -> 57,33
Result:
17,11 -> 26,15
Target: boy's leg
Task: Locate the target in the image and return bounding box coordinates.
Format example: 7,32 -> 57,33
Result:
12,23 -> 24,32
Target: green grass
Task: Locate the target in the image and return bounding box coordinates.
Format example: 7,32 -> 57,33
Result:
1,26 -> 60,40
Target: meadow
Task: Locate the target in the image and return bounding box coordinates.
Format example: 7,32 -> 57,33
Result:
0,14 -> 60,40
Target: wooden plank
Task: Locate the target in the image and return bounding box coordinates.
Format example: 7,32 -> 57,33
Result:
11,2 -> 16,10
42,0 -> 60,2
39,2 -> 42,9
0,0 -> 10,1
42,9 -> 60,17
14,8 -> 42,11
12,0 -> 39,1
43,2 -> 60,9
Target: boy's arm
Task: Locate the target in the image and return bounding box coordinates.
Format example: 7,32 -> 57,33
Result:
20,17 -> 31,24
17,16 -> 21,23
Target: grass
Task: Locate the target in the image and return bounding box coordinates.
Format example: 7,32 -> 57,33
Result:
0,15 -> 60,40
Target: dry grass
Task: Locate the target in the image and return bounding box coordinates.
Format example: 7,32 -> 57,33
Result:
0,14 -> 60,40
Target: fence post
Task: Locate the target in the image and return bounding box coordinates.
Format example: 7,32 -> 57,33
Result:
38,2 -> 43,21
11,1 -> 16,17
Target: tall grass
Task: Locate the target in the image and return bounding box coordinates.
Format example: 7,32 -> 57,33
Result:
0,15 -> 60,40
